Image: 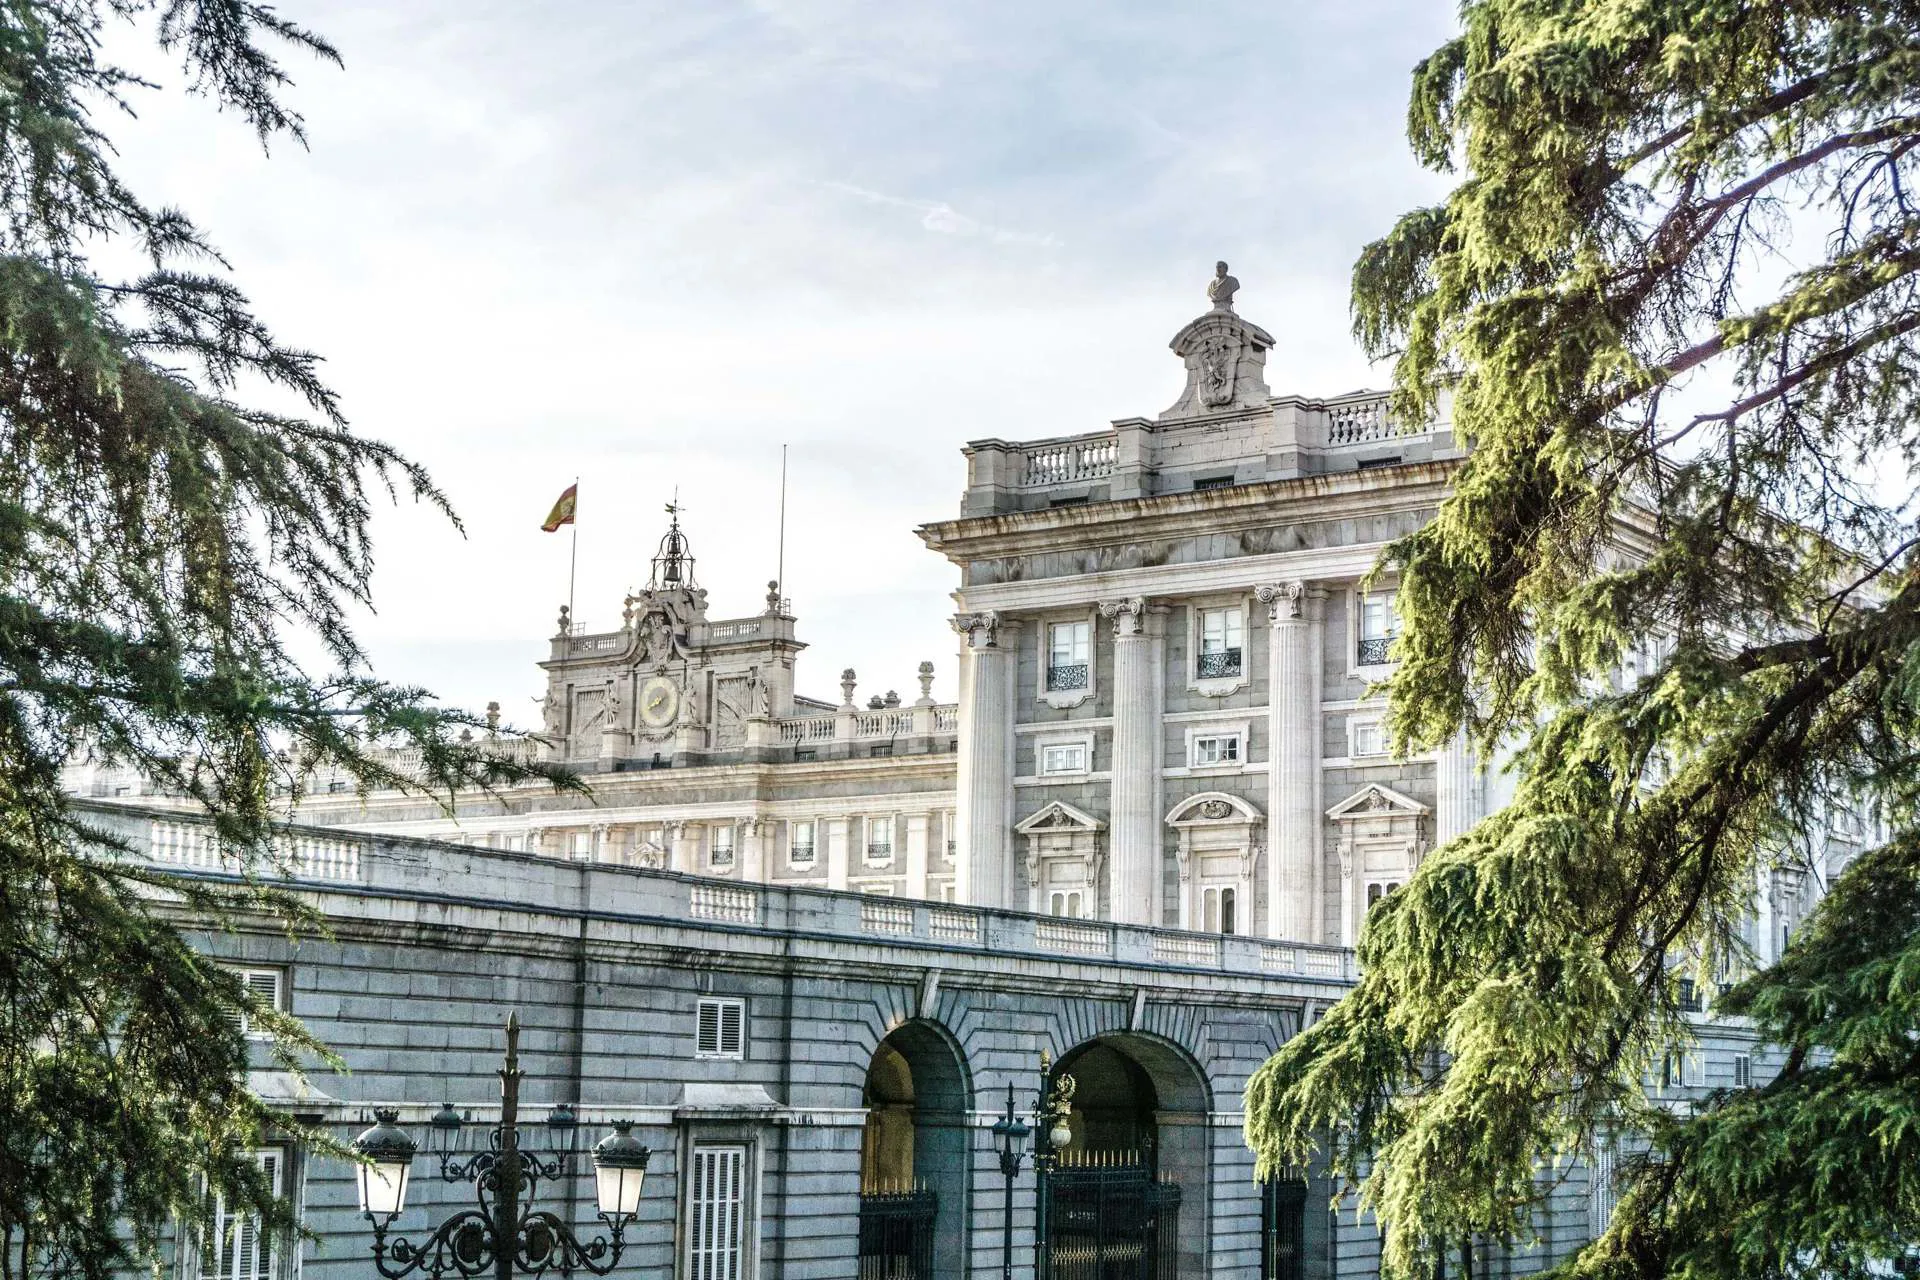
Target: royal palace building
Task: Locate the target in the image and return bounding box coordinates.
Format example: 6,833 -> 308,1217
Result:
70,271 -> 1843,1280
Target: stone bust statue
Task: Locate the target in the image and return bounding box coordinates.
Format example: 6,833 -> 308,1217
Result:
1207,260 -> 1240,312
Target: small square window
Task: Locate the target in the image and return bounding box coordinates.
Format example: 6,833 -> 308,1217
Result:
1191,734 -> 1241,768
868,743 -> 893,758
695,997 -> 745,1059
222,966 -> 286,1040
1350,719 -> 1386,758
1040,742 -> 1088,775
1048,890 -> 1084,918
793,747 -> 817,762
1193,474 -> 1236,491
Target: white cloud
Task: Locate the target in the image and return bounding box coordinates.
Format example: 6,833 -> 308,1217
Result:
95,0 -> 1458,721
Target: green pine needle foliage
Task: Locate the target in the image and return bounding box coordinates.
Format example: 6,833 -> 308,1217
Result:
1243,2 -> 1920,1279
0,5 -> 579,1280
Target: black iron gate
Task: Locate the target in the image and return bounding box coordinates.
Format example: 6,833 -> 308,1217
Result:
1045,1164 -> 1181,1280
1262,1178 -> 1306,1280
857,1189 -> 937,1280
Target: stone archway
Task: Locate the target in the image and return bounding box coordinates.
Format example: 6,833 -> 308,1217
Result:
858,1020 -> 972,1278
1050,1031 -> 1214,1278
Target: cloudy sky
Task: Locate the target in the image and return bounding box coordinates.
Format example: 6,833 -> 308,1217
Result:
112,0 -> 1457,726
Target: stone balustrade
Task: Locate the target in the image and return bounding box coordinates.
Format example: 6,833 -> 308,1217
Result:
99,802 -> 1357,986
957,389 -> 1453,514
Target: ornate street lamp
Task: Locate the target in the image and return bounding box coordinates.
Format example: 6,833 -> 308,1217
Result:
349,1014 -> 650,1280
991,1083 -> 1031,1280
1033,1050 -> 1076,1280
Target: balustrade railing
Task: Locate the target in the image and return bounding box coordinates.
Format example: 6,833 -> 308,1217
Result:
1325,394 -> 1419,446
859,898 -> 915,935
148,820 -> 362,882
1018,434 -> 1118,488
1035,918 -> 1114,957
690,883 -> 759,924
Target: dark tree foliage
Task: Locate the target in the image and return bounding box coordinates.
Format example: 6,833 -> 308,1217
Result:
0,5 -> 575,1279
1243,3 -> 1920,1279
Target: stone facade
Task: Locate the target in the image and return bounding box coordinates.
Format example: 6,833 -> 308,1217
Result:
101,801 -> 1780,1280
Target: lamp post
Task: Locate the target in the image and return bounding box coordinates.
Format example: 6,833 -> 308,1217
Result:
1032,1050 -> 1076,1280
349,1013 -> 650,1280
990,1083 -> 1030,1280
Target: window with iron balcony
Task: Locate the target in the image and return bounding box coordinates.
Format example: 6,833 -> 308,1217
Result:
789,819 -> 816,865
1046,620 -> 1090,692
1358,590 -> 1399,666
866,816 -> 894,860
1198,607 -> 1243,679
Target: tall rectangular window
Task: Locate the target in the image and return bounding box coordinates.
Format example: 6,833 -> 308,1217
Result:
866,815 -> 894,860
1047,621 -> 1091,692
789,820 -> 815,866
1048,890 -> 1083,918
1198,607 -> 1244,678
709,825 -> 735,869
686,1146 -> 746,1280
1203,886 -> 1237,935
201,1150 -> 282,1280
1358,591 -> 1399,666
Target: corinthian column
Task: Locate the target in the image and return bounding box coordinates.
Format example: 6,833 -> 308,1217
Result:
1259,582 -> 1325,941
953,611 -> 1017,908
1100,597 -> 1163,925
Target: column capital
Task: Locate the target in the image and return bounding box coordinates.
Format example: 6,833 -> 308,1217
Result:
1098,596 -> 1148,637
951,610 -> 1007,650
1256,580 -> 1326,623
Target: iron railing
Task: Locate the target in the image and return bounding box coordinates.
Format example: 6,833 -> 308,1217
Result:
1047,663 -> 1089,691
1356,636 -> 1393,666
1196,648 -> 1241,679
1046,1164 -> 1180,1279
858,1189 -> 937,1280
1262,1179 -> 1306,1280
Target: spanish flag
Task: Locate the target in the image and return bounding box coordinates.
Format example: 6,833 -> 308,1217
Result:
540,484 -> 578,532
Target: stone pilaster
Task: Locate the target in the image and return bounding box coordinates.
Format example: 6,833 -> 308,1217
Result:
1258,582 -> 1325,941
953,612 -> 1017,907
904,814 -> 930,900
1100,596 -> 1164,926
741,818 -> 770,884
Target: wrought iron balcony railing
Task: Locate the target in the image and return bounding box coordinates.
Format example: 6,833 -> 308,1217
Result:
1046,663 -> 1089,692
1356,637 -> 1393,666
1196,648 -> 1241,679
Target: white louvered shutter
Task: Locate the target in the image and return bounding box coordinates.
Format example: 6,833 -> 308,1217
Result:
686,1146 -> 744,1280
695,999 -> 744,1059
204,1151 -> 280,1280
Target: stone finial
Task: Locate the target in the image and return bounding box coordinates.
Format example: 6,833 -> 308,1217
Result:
485,701 -> 501,737
1207,260 -> 1240,312
840,668 -> 858,709
867,694 -> 885,710
458,728 -> 473,744
883,690 -> 900,708
915,661 -> 936,706
764,580 -> 783,617
557,604 -> 571,635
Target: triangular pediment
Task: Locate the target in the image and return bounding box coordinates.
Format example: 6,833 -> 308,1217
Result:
1326,783 -> 1430,821
1015,800 -> 1105,834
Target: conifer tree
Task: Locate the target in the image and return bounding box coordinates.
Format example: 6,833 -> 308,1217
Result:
0,5 -> 572,1279
1244,3 -> 1920,1278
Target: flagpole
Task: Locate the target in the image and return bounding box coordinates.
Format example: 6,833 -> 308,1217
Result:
566,476 -> 579,634
775,444 -> 788,604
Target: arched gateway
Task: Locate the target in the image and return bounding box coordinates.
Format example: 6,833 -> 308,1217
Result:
1046,1032 -> 1212,1280
858,1020 -> 972,1279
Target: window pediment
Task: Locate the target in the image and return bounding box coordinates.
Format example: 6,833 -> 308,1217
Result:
1165,791 -> 1262,827
1015,800 -> 1106,834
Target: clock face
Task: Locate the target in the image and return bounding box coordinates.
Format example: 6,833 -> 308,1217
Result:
638,677 -> 679,729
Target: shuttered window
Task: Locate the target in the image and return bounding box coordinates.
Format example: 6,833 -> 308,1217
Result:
202,1150 -> 282,1280
224,968 -> 285,1039
686,1146 -> 746,1280
695,998 -> 745,1060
